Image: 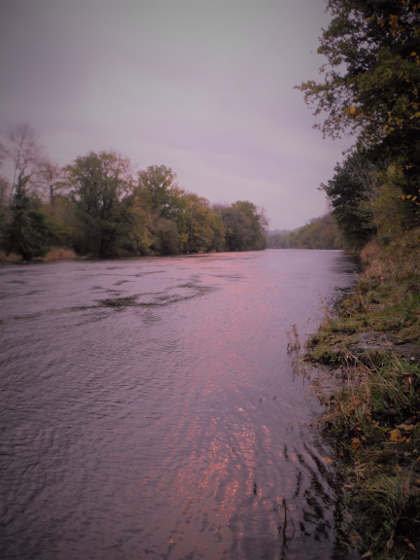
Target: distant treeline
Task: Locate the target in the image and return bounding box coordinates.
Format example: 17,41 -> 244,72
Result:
266,213 -> 344,249
0,126 -> 266,261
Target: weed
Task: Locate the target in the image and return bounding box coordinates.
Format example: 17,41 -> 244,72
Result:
308,229 -> 420,558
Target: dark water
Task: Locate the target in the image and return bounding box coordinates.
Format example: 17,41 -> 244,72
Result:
0,250 -> 358,560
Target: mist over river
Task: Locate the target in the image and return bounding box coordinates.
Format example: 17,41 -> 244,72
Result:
0,249 -> 358,560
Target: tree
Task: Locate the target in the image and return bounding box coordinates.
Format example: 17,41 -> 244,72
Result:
214,201 -> 266,251
0,176 -> 11,250
0,124 -> 53,259
6,181 -> 52,260
137,165 -> 181,218
181,193 -> 216,253
298,1 -> 420,148
66,151 -> 132,257
0,124 -> 44,196
38,160 -> 66,206
298,0 -> 420,243
322,150 -> 378,248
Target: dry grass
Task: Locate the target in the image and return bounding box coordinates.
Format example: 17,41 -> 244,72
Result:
306,229 -> 420,558
43,247 -> 77,261
0,250 -> 21,264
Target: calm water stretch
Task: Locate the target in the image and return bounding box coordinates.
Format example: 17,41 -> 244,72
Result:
0,250 -> 358,560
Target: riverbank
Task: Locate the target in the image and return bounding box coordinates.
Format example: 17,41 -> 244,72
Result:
305,229 -> 420,559
0,247 -> 78,264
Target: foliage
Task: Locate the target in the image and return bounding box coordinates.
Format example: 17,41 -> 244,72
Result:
0,126 -> 266,260
6,181 -> 52,260
298,5 -> 420,551
299,0 -> 420,248
214,200 -> 266,251
305,228 -> 420,558
0,176 -> 10,248
298,0 -> 420,147
266,213 -> 344,249
66,151 -> 132,257
322,150 -> 378,249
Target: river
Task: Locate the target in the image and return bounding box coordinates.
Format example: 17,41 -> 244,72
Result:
0,249 -> 358,560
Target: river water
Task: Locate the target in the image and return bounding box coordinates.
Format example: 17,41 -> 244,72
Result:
0,249 -> 358,560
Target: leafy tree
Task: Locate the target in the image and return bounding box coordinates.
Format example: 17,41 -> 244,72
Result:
208,212 -> 225,252
214,201 -> 266,251
322,150 -> 378,248
299,0 -> 420,147
182,193 -> 216,253
116,192 -> 154,256
6,179 -> 52,260
137,165 -> 182,218
266,214 -> 344,249
298,0 -> 420,246
66,151 -> 132,257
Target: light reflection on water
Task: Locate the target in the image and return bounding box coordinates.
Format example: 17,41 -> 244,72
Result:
0,250 -> 359,559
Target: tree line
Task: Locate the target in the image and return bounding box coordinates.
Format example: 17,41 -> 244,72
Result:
298,0 -> 420,250
0,126 -> 266,261
266,213 -> 344,249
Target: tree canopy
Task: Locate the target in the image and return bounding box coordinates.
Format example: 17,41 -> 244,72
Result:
299,0 -> 420,250
0,126 -> 267,260
299,0 -> 420,148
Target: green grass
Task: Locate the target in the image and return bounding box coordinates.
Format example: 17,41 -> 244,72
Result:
305,231 -> 420,559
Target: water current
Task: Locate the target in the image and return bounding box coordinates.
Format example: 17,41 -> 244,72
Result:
0,249 -> 358,560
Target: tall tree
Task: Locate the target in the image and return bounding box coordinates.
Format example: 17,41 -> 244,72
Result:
0,124 -> 44,196
6,179 -> 52,260
214,201 -> 266,251
0,124 -> 53,259
322,150 -> 378,248
66,151 -> 132,257
299,0 -> 420,147
298,0 -> 420,242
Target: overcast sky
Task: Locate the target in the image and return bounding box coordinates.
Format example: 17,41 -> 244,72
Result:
0,0 -> 351,230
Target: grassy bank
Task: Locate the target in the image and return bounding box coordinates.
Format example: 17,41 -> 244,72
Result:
305,228 -> 420,559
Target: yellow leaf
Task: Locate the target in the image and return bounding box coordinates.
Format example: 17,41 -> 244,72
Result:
396,465 -> 403,473
349,106 -> 356,115
389,429 -> 402,442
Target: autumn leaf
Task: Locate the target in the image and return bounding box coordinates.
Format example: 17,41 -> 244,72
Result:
322,457 -> 333,465
351,437 -> 360,449
389,429 -> 402,442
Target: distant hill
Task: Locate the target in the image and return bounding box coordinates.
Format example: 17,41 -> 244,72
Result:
266,213 -> 344,249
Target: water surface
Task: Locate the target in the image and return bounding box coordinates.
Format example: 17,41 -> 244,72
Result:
0,250 -> 357,559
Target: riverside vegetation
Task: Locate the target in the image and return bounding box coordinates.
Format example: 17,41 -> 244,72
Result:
0,132 -> 266,262
298,1 -> 420,558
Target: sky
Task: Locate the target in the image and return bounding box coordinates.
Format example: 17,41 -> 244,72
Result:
0,0 -> 351,230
